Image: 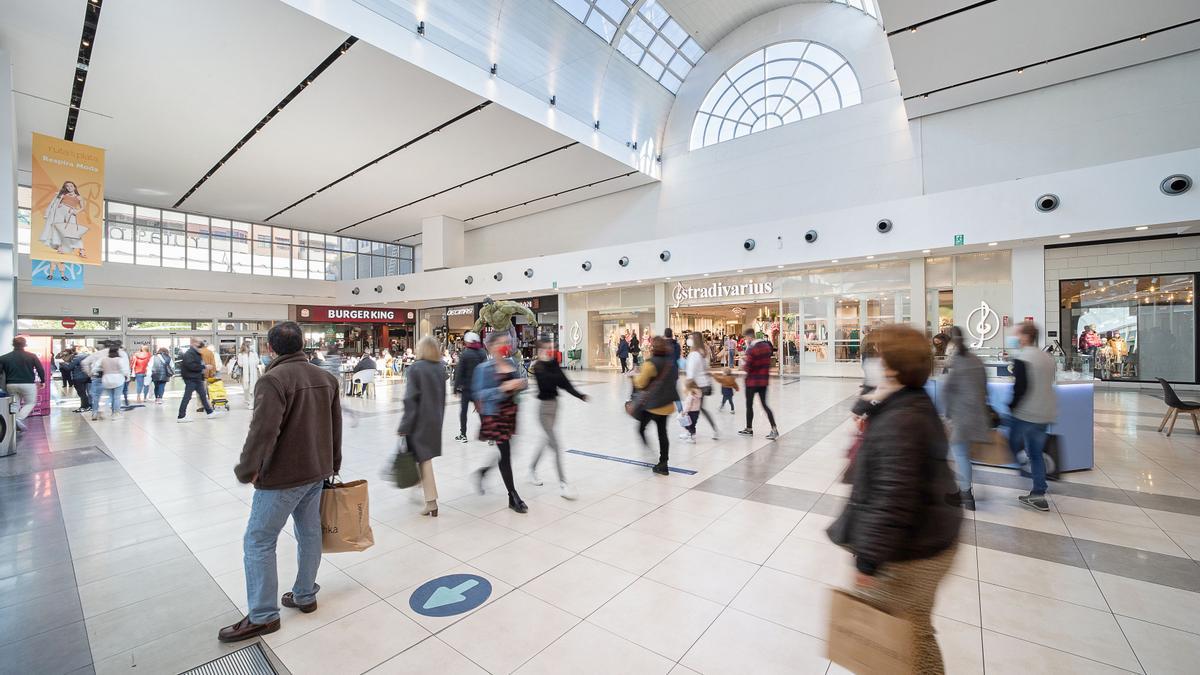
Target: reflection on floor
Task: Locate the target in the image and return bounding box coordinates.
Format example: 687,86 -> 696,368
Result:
2,376 -> 1199,674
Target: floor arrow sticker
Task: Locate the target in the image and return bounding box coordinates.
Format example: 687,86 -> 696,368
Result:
408,573 -> 492,617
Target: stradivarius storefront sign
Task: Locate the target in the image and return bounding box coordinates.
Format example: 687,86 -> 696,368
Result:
673,280 -> 774,306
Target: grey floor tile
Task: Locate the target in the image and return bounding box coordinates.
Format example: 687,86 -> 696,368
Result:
64,506 -> 168,540
0,561 -> 80,610
973,520 -> 1086,568
92,609 -> 246,675
79,551 -> 214,618
0,525 -> 73,578
86,577 -> 237,661
744,483 -> 822,512
1076,539 -> 1200,593
72,535 -> 193,587
693,475 -> 760,499
808,493 -> 849,518
0,620 -> 93,674
1126,491 -> 1200,517
0,586 -> 84,648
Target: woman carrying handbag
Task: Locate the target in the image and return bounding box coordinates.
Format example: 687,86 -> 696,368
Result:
396,336 -> 445,516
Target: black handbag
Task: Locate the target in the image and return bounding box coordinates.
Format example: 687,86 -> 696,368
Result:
391,437 -> 421,489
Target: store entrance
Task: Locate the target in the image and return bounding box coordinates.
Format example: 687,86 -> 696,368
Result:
670,301 -> 781,370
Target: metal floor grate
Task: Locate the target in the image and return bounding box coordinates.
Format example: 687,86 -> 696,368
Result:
180,644 -> 276,675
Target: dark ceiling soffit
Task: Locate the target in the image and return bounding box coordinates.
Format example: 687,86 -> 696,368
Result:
173,36 -> 359,208
462,170 -> 640,222
65,0 -> 103,141
264,101 -> 493,222
903,17 -> 1200,101
885,0 -> 997,37
336,141 -> 581,233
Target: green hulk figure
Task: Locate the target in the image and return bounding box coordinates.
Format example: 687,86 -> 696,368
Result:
472,297 -> 537,336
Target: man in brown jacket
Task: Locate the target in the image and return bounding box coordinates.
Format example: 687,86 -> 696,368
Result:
219,321 -> 342,642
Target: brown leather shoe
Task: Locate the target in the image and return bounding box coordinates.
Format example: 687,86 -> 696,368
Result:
281,592 -> 317,613
217,615 -> 280,643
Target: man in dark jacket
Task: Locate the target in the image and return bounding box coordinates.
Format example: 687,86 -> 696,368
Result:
453,332 -> 486,442
738,328 -> 779,439
220,321 -> 342,643
0,337 -> 46,432
177,337 -> 222,422
67,348 -> 92,412
616,335 -> 630,373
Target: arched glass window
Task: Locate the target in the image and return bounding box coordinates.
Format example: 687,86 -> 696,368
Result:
690,41 -> 861,150
831,0 -> 879,20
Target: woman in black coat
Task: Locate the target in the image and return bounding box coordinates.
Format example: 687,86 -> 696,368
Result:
397,337 -> 446,516
829,325 -> 962,675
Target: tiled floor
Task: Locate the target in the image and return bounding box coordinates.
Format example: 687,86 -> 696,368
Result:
2,376 -> 1200,674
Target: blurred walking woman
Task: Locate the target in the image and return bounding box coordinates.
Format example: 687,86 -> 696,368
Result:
632,336 -> 680,476
472,332 -> 529,513
397,337 -> 445,517
828,325 -> 962,674
941,326 -> 990,510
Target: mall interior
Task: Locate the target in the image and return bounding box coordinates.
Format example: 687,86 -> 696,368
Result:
2,0 -> 1200,673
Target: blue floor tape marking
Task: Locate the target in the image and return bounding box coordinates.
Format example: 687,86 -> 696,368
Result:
565,449 -> 697,475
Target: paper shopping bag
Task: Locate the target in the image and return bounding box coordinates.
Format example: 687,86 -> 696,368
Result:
970,429 -> 1013,466
826,589 -> 914,675
320,479 -> 375,553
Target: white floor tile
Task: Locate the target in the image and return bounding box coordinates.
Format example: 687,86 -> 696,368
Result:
977,548 -> 1108,610
589,578 -> 724,661
1062,514 -> 1189,558
1117,615 -> 1200,675
438,590 -> 579,675
469,536 -> 575,587
981,629 -> 1133,674
514,621 -> 675,675
582,529 -> 682,575
369,637 -> 487,674
680,608 -> 832,675
521,555 -> 637,619
1094,571 -> 1200,633
274,601 -> 428,675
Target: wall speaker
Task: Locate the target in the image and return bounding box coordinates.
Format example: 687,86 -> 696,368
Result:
743,239 -> 756,251
581,260 -> 592,271
876,219 -> 893,234
659,250 -> 671,261
524,268 -> 534,278
804,230 -> 818,243
351,287 -> 360,295
396,283 -> 405,291
373,285 -> 383,293
493,272 -> 503,282
1035,194 -> 1060,212
1161,174 -> 1193,196
465,276 -> 474,285
618,256 -> 630,267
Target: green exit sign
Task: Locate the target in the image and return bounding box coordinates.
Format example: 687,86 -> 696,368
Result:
953,234 -> 965,246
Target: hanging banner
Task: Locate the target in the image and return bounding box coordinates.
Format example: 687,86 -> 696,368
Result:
30,259 -> 84,289
30,133 -> 105,266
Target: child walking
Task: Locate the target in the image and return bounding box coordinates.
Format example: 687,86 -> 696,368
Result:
679,384 -> 702,443
713,367 -> 739,414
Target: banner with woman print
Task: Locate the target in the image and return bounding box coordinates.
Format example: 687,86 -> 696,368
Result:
30,133 -> 104,265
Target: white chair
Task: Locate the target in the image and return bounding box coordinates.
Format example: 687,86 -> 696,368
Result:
351,370 -> 376,398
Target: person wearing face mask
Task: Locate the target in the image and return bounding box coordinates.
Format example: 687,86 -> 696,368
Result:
1007,322 -> 1057,512
941,326 -> 990,511
529,338 -> 587,498
471,332 -> 529,513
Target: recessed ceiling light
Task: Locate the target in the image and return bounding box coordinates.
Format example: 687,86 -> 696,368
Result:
1135,226 -> 1150,231
737,269 -> 744,273
988,242 -> 998,246
665,277 -> 671,280
922,249 -> 931,254
1059,234 -> 1071,239
606,282 -> 612,286
776,265 -> 784,269
831,259 -> 839,263
703,273 -> 710,277
636,280 -> 643,283
866,255 -> 875,260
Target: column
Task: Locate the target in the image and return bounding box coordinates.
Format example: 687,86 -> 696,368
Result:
0,49 -> 18,348
653,283 -> 668,334
1011,245 -> 1047,344
909,257 -> 926,332
420,216 -> 464,271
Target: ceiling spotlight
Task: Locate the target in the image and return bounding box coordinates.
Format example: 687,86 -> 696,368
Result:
777,265 -> 784,269
1139,35 -> 1147,41
922,94 -> 929,99
831,259 -> 839,263
1059,234 -> 1071,239
988,242 -> 998,246
416,21 -> 425,35
549,95 -> 556,106
82,40 -> 90,47
909,27 -> 917,33
594,120 -> 601,130
737,269 -> 744,273
1017,68 -> 1024,74
866,255 -> 875,260
490,63 -> 498,75
921,249 -> 931,254
1135,226 -> 1150,231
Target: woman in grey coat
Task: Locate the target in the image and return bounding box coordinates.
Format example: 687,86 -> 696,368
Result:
941,326 -> 991,510
397,336 -> 446,516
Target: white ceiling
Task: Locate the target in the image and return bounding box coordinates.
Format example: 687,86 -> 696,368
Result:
0,0 -> 655,243
878,0 -> 1200,117
660,0 -> 877,50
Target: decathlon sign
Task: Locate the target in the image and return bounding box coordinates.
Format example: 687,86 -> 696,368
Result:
672,280 -> 774,306
297,305 -> 414,323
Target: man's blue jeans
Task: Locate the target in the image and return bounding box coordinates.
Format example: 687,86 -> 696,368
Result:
244,480 -> 324,625
1007,417 -> 1049,496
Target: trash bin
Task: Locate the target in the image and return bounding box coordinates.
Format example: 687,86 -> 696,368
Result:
0,393 -> 15,457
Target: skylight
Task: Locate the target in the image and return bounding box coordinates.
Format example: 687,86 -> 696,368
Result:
550,0 -> 635,43
616,1 -> 703,93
